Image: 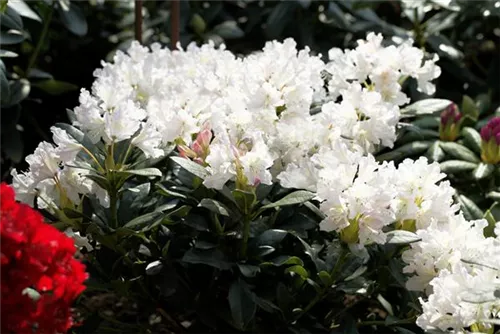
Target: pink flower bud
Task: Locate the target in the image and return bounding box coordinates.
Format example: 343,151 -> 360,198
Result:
480,117 -> 500,164
196,128 -> 212,149
177,145 -> 197,159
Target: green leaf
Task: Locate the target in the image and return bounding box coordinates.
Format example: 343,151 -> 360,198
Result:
0,49 -> 18,58
486,191 -> 500,201
411,116 -> 440,129
483,209 -> 497,238
85,174 -> 110,191
145,260 -> 163,275
426,141 -> 445,162
377,294 -> 394,316
119,168 -> 162,178
472,163 -> 495,180
256,229 -> 287,247
228,280 -> 256,330
253,296 -> 281,314
261,190 -> 315,209
123,211 -> 163,229
33,79 -> 78,95
190,13 -> 206,35
237,264 -> 260,278
4,78 -> 30,107
461,95 -> 479,121
8,0 -> 41,21
212,20 -> 244,39
400,99 -> 452,116
344,266 -> 367,281
262,255 -> 304,267
318,271 -> 332,286
439,160 -> 478,174
284,265 -> 308,278
265,2 -> 297,39
181,248 -> 231,270
475,93 -> 491,116
1,6 -> 23,30
57,2 -> 88,36
183,214 -> 209,231
27,68 -> 53,79
156,184 -> 187,200
0,59 -> 8,99
171,156 -> 208,179
376,141 -> 433,162
199,198 -> 230,216
439,142 -> 480,162
0,30 -> 25,45
458,195 -> 484,221
386,230 -> 421,244
232,189 -> 256,214
461,127 -> 482,154
397,128 -> 439,145
0,0 -> 7,13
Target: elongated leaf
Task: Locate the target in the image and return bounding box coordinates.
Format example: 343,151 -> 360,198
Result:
284,265 -> 308,278
119,168 -> 162,178
486,191 -> 500,201
33,79 -> 78,95
461,95 -> 479,121
386,230 -> 421,244
400,99 -> 452,116
376,141 -> 433,162
262,255 -> 304,267
212,20 -> 244,39
439,142 -> 480,162
232,189 -> 256,214
265,1 -> 297,39
4,78 -> 29,107
7,0 -> 41,21
461,127 -> 482,154
199,198 -> 230,216
123,211 -> 163,229
262,190 -> 315,209
472,163 -> 495,180
229,280 -> 256,330
1,6 -> 23,30
426,141 -> 445,162
439,160 -> 478,174
171,156 -> 208,179
0,30 -> 25,45
237,264 -> 260,278
458,195 -> 484,221
145,260 -> 163,275
57,2 -> 87,36
411,116 -> 440,129
181,248 -> 231,270
256,229 -> 287,246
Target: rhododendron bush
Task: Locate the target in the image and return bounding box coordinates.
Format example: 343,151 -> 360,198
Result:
6,33 -> 500,333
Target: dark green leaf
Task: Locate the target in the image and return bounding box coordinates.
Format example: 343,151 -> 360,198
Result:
232,189 -> 256,214
7,0 -> 40,21
386,230 -> 421,244
411,116 -> 440,129
119,168 -> 162,178
212,20 -> 244,39
0,30 -> 25,45
400,99 -> 452,116
181,248 -> 231,270
265,2 -> 297,39
256,229 -> 287,246
472,163 -> 495,180
439,142 -> 480,162
1,6 -> 23,30
344,266 -> 367,281
33,79 -> 78,95
458,195 -> 484,221
486,191 -> 500,201
183,213 -> 208,231
318,271 -> 332,286
237,264 -> 260,278
262,190 -> 315,209
123,211 -> 163,229
0,49 -> 18,57
376,141 -> 433,162
228,280 -> 256,330
171,156 -> 208,179
461,95 -> 479,121
4,79 -> 30,107
57,3 -> 88,36
439,160 -> 478,174
426,141 -> 445,162
461,127 -> 482,154
253,296 -> 281,314
199,198 -> 231,216
145,260 -> 163,275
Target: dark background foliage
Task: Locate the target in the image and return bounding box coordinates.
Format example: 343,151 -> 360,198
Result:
1,0 -> 499,177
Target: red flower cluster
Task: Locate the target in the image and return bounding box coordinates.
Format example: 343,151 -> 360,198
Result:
1,183 -> 88,333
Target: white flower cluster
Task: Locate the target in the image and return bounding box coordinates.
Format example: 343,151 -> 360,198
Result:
402,215 -> 500,333
11,33 -> 439,211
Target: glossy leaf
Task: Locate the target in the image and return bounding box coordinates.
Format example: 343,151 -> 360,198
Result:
439,160 -> 478,174
386,230 -> 421,244
228,280 -> 256,330
400,99 -> 452,116
439,142 -> 480,162
261,190 -> 315,209
472,163 -> 495,180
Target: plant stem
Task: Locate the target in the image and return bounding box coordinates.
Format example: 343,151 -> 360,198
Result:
240,215 -> 251,258
170,0 -> 180,49
134,0 -> 143,43
26,4 -> 54,76
81,146 -> 105,173
109,186 -> 119,229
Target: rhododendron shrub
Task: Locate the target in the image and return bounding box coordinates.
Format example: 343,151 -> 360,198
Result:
1,183 -> 87,334
9,34 -> 500,333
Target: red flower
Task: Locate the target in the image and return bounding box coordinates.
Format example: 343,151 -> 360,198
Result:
1,183 -> 88,334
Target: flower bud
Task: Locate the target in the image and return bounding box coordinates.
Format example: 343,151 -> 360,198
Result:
340,216 -> 360,244
439,103 -> 463,141
480,117 -> 500,164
